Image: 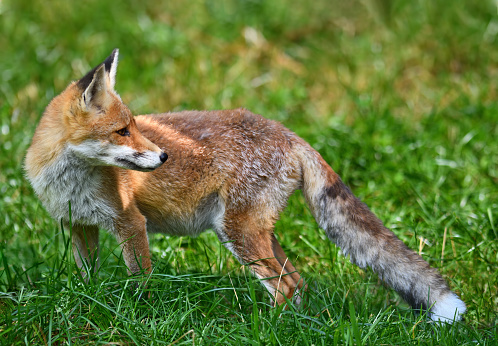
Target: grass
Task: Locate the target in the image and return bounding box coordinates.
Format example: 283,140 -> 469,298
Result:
1,0 -> 497,344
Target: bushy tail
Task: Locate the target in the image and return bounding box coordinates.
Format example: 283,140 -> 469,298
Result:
295,143 -> 466,323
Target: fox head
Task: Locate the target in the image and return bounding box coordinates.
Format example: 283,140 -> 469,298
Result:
28,49 -> 167,174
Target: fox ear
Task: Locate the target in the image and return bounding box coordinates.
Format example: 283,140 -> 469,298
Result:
77,49 -> 119,93
103,48 -> 119,89
81,64 -> 108,109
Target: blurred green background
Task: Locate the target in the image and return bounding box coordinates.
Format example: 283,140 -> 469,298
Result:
0,0 -> 497,343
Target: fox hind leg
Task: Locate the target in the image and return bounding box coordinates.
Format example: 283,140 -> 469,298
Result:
218,211 -> 304,306
271,234 -> 307,304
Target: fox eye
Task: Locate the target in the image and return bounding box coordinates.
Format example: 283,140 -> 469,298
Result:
116,127 -> 130,136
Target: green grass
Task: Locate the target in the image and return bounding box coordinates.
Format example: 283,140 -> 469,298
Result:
1,0 -> 497,344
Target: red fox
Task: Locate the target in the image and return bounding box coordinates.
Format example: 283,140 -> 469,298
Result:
25,49 -> 465,323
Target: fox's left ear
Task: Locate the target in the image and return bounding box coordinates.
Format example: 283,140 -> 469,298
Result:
81,64 -> 108,110
103,48 -> 119,89
77,49 -> 119,93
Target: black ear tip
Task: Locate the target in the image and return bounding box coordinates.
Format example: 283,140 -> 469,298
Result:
103,49 -> 119,72
77,50 -> 119,90
108,48 -> 119,62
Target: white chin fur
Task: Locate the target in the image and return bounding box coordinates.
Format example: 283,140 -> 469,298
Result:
430,293 -> 466,323
69,141 -> 162,171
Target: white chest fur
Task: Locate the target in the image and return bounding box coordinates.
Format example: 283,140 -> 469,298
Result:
28,147 -> 117,230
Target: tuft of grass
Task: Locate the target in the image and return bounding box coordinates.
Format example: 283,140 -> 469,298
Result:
1,0 -> 497,344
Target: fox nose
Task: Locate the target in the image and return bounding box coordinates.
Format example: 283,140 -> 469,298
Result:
159,152 -> 168,163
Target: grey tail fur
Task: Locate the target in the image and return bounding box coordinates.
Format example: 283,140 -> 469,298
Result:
295,142 -> 466,322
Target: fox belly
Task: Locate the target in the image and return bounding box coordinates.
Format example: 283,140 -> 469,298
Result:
143,192 -> 225,237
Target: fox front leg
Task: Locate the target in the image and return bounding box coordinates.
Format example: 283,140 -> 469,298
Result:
71,224 -> 100,277
114,209 -> 152,275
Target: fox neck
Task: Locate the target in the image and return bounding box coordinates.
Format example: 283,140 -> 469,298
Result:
29,145 -> 118,231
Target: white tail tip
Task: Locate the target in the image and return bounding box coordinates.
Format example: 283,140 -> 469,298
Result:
430,293 -> 466,323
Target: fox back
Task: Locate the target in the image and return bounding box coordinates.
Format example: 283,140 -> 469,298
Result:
26,50 -> 466,324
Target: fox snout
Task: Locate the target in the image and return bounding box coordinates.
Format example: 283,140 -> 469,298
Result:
125,149 -> 168,172
143,150 -> 167,172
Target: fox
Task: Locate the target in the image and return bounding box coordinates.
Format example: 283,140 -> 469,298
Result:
25,49 -> 466,323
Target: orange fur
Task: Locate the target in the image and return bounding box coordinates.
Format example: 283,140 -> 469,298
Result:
25,50 -> 466,322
